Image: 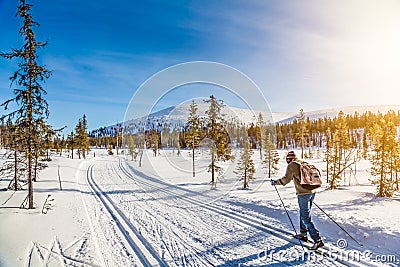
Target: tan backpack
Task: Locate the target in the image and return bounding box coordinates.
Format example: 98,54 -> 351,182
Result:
298,162 -> 322,189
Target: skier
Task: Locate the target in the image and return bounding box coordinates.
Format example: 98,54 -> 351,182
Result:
271,151 -> 324,250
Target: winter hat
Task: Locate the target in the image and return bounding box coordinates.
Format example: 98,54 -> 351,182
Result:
286,151 -> 296,161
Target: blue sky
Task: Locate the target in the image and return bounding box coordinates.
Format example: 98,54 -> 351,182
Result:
1,0 -> 400,132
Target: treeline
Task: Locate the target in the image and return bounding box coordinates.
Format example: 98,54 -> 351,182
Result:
275,109 -> 400,151
0,115 -> 90,196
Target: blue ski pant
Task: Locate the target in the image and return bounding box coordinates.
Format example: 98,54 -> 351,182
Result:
297,193 -> 321,242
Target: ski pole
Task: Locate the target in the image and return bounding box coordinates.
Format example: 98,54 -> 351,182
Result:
313,201 -> 363,247
272,183 -> 305,252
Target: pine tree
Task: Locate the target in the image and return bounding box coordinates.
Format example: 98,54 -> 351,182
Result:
327,111 -> 358,189
185,100 -> 202,177
66,131 -> 75,159
362,129 -> 369,159
234,138 -> 255,189
177,138 -> 181,156
324,128 -> 332,183
263,132 -> 279,178
204,95 -> 232,187
369,119 -> 398,197
39,120 -> 56,161
0,119 -> 27,191
160,123 -> 169,148
0,0 -> 51,208
75,115 -> 90,159
256,113 -> 265,160
127,134 -> 135,161
296,109 -> 306,158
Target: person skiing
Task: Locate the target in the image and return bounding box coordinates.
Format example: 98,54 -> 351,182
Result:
271,151 -> 324,250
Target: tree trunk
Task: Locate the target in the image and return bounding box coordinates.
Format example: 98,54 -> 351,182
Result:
379,139 -> 385,197
33,157 -> 38,182
268,151 -> 271,179
13,150 -> 18,191
211,150 -> 215,186
192,140 -> 195,177
244,167 -> 247,188
28,144 -> 33,209
326,154 -> 329,183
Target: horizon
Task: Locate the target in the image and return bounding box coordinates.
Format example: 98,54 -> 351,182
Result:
97,102 -> 400,131
1,0 -> 400,133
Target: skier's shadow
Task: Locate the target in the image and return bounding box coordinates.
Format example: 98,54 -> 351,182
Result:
216,243 -> 309,267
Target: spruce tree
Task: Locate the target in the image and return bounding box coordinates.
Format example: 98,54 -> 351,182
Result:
263,132 -> 279,178
369,119 -> 398,197
0,0 -> 51,208
39,120 -> 56,161
75,115 -> 90,159
185,100 -> 202,177
127,134 -> 135,161
234,138 -> 255,189
327,111 -> 358,189
66,131 -> 75,159
0,119 -> 27,191
296,109 -> 306,158
204,95 -> 232,187
362,129 -> 369,159
256,113 -> 265,160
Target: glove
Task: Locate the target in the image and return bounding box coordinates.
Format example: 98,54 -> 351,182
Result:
271,180 -> 278,186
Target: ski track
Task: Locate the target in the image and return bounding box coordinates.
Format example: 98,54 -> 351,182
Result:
104,161 -> 220,266
86,157 -> 341,266
81,156 -> 386,267
86,163 -> 166,267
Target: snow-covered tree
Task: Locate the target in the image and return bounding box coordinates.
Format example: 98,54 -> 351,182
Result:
234,138 -> 255,189
0,0 -> 51,208
185,100 -> 202,177
204,95 -> 232,187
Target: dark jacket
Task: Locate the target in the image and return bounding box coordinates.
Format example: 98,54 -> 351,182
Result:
276,160 -> 316,195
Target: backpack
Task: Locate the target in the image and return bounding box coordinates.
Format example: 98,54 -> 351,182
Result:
298,162 -> 322,190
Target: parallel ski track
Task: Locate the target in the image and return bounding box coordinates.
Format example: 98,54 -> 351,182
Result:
105,161 -> 219,266
117,158 -> 382,267
86,163 -> 167,267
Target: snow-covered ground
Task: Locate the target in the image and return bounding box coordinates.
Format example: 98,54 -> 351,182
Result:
0,148 -> 399,266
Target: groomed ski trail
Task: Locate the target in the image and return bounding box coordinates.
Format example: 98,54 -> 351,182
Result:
80,156 -> 386,267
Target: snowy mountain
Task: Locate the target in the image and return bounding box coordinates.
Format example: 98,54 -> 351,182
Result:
119,103 -> 294,133
126,104 -> 288,124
